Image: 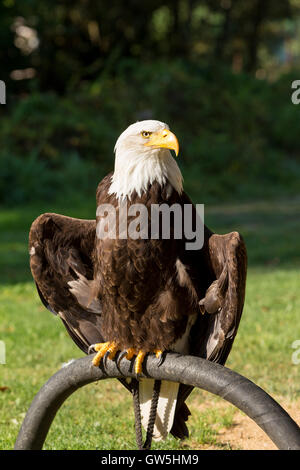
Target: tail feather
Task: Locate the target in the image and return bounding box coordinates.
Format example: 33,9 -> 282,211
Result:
139,378 -> 179,441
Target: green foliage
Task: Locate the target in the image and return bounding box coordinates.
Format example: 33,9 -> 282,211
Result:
1,61 -> 300,205
0,150 -> 101,206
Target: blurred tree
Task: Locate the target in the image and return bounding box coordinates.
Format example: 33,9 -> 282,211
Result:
0,0 -> 298,95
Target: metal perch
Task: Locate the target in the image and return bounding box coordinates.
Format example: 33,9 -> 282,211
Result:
14,352 -> 300,450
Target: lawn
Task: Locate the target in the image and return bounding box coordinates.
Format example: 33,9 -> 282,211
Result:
0,197 -> 300,450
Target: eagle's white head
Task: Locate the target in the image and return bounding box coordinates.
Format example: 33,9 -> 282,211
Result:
108,120 -> 183,200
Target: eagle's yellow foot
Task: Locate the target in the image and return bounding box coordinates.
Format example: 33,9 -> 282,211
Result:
119,348 -> 143,374
154,349 -> 163,359
123,349 -> 163,374
91,341 -> 118,367
125,348 -> 137,361
134,351 -> 146,375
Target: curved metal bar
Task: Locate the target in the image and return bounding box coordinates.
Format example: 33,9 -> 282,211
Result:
14,353 -> 300,450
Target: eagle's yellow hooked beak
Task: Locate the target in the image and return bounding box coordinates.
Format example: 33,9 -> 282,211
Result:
144,129 -> 179,156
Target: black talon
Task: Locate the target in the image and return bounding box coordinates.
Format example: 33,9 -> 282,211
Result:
103,350 -> 111,369
88,344 -> 96,354
117,350 -> 128,367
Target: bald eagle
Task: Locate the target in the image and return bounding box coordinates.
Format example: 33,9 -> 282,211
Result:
29,120 -> 247,446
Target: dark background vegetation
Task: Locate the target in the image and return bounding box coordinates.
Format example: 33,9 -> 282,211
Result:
1,2 -> 300,450
1,0 -> 300,206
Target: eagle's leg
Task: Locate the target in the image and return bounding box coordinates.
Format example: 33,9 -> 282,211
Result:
91,341 -> 118,367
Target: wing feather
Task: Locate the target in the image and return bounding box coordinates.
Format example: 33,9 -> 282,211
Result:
29,213 -> 104,354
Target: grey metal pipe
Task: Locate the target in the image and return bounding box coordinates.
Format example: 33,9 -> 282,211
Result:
14,352 -> 300,450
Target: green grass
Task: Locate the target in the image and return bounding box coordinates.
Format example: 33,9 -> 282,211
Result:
0,197 -> 300,449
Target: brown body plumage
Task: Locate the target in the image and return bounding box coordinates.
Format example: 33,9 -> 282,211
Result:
94,174 -> 198,353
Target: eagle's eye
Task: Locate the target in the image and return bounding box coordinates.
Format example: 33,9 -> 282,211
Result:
141,131 -> 152,139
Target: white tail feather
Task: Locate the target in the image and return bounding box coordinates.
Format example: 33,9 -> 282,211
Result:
139,379 -> 179,441
137,309 -> 198,441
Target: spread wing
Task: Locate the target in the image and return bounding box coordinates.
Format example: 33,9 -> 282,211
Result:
194,232 -> 247,364
177,191 -> 247,363
193,230 -> 247,364
29,212 -> 104,353
171,192 -> 247,438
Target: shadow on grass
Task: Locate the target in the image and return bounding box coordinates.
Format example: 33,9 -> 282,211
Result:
0,196 -> 299,286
